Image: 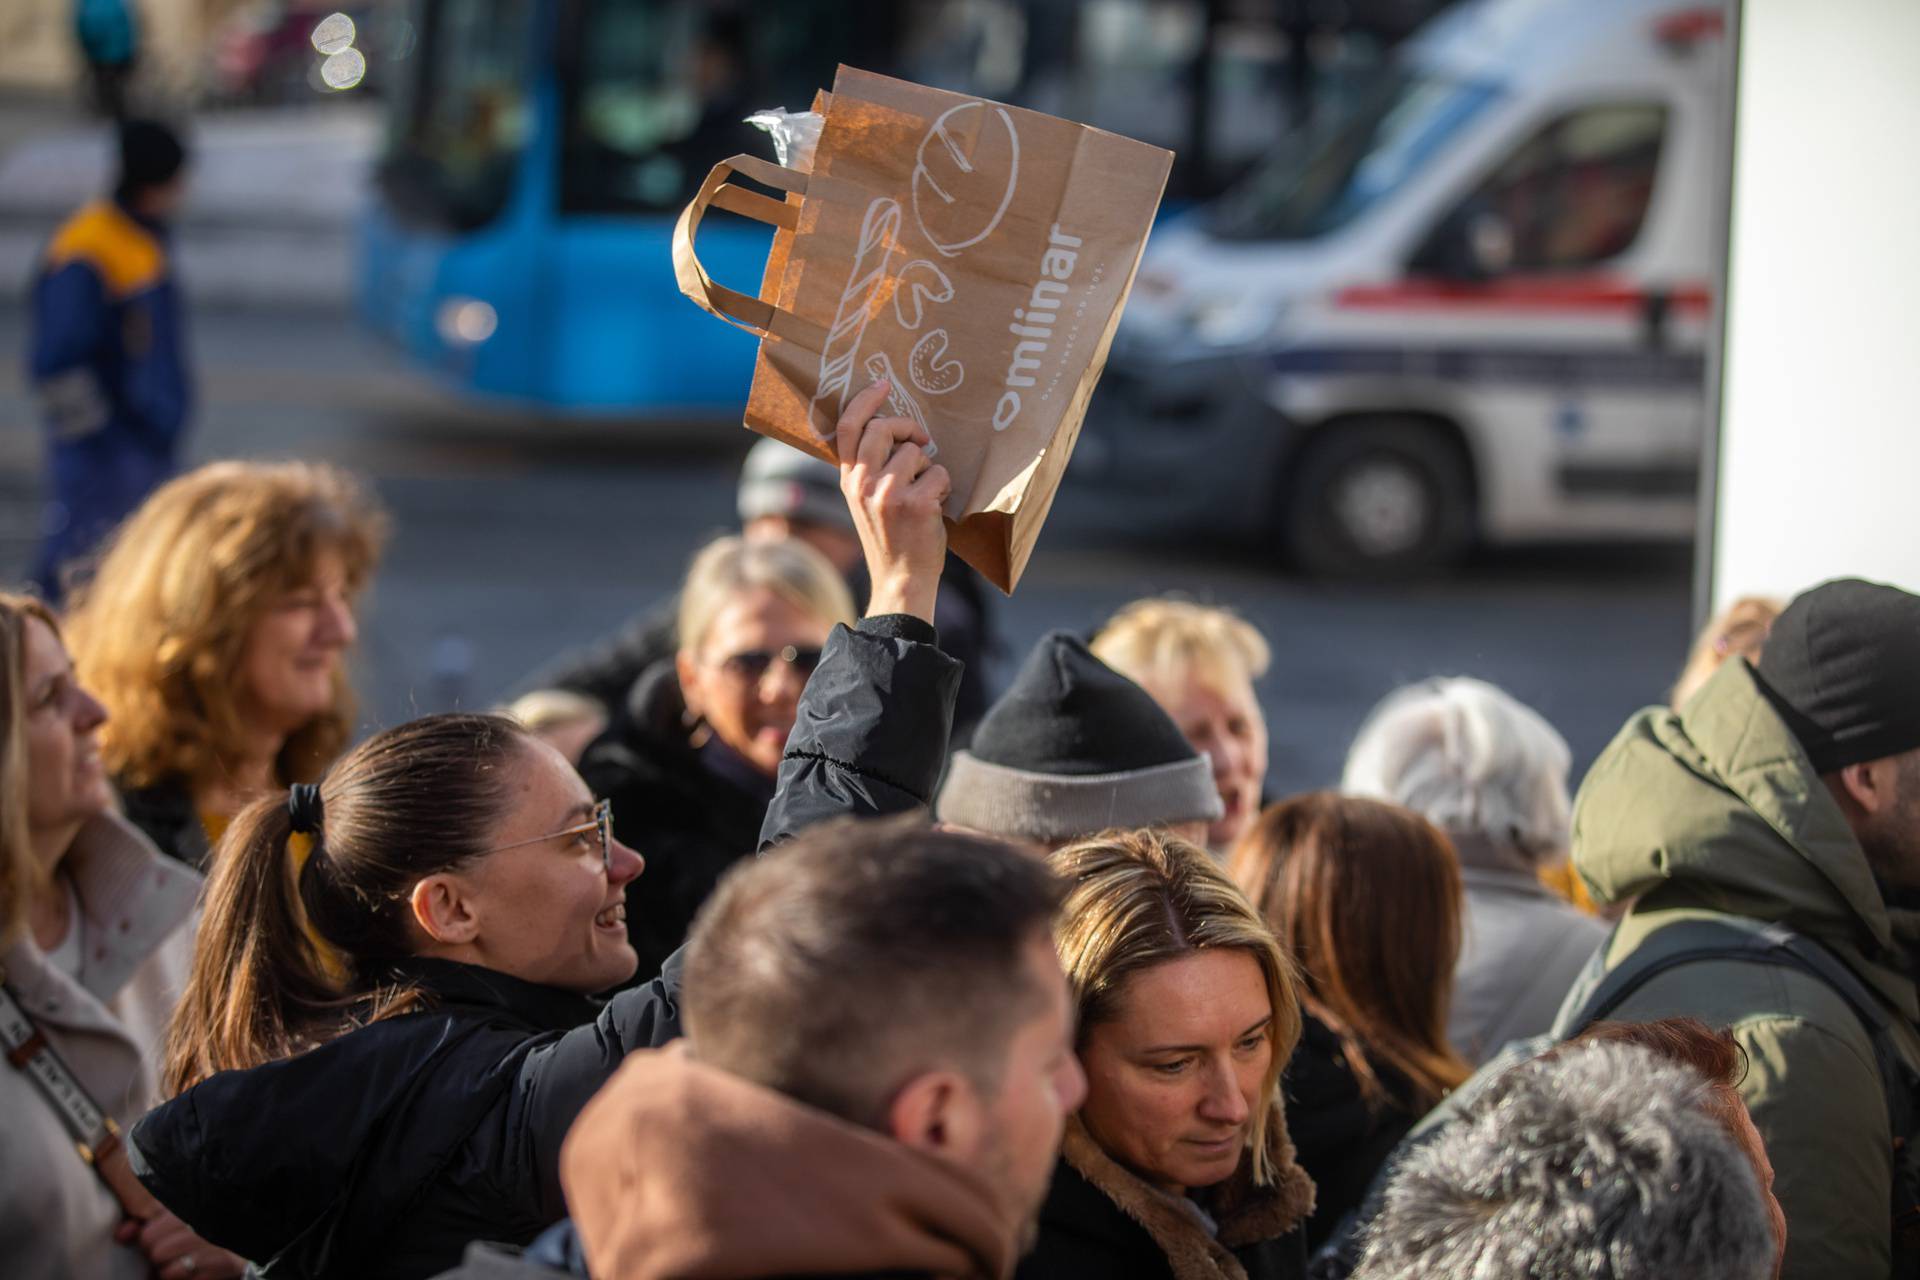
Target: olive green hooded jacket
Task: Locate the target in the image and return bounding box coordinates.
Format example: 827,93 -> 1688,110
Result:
1571,656 -> 1920,1279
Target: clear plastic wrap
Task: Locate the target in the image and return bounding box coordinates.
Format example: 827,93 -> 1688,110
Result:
745,107 -> 824,173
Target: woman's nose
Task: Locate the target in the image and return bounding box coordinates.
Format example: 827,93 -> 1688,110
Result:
74,686 -> 108,732
609,838 -> 645,885
760,658 -> 807,701
319,594 -> 358,648
1197,1063 -> 1250,1126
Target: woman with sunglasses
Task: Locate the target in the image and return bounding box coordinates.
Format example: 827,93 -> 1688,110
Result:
579,535 -> 855,979
126,385 -> 961,1279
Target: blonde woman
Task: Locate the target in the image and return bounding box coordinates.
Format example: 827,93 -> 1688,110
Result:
1021,828 -> 1316,1280
1092,600 -> 1272,849
0,593 -> 243,1280
578,534 -> 856,980
63,461 -> 386,870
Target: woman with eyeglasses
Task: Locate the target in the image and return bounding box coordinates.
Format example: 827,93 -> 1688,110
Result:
134,712 -> 653,1278
579,535 -> 855,979
126,384 -> 963,1279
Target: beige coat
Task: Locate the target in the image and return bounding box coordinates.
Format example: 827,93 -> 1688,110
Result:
1,812 -> 199,1280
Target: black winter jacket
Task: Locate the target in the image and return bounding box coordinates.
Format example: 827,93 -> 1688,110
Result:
578,663 -> 772,979
127,957 -> 683,1279
757,614 -> 959,847
129,617 -> 961,1280
1283,1013 -> 1421,1252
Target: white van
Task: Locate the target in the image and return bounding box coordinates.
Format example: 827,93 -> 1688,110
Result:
1080,0 -> 1728,575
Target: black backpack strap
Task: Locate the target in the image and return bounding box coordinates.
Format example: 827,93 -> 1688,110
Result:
1560,917 -> 1784,1032
1316,915 -> 1920,1280
1564,919 -> 1909,1096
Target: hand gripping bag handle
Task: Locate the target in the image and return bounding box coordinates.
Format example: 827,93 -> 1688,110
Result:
672,154 -> 826,347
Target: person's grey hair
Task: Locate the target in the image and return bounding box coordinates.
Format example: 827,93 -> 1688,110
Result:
1341,677 -> 1572,863
1353,1041 -> 1776,1280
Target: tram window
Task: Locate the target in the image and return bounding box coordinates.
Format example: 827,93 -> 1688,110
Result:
1413,102 -> 1669,276
558,2 -> 875,215
384,0 -> 534,230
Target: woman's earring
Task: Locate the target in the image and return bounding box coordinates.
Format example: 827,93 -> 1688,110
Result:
682,703 -> 713,750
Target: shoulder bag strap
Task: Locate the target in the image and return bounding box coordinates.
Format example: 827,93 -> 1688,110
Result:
0,970 -> 163,1221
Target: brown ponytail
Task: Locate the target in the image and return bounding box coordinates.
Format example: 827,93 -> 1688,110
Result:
163,713 -> 534,1094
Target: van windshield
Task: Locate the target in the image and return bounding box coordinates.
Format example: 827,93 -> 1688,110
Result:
1208,70 -> 1499,242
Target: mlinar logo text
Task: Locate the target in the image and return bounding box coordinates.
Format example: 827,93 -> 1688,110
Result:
993,224 -> 1083,432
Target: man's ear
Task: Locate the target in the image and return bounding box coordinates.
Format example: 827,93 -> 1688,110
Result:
887,1069 -> 986,1160
410,874 -> 480,946
1833,758 -> 1897,819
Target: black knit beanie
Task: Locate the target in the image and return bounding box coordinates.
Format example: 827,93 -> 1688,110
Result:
117,119 -> 186,201
935,631 -> 1222,841
1755,577 -> 1920,774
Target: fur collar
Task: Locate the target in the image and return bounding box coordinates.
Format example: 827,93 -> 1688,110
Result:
1059,1110 -> 1315,1280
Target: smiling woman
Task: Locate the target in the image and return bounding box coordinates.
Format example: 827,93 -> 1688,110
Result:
0,593 -> 244,1280
1022,829 -> 1317,1280
133,712 -> 671,1279
579,534 -> 854,980
63,460 -> 388,870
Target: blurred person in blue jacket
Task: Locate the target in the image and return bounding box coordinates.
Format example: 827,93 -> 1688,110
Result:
29,118 -> 192,604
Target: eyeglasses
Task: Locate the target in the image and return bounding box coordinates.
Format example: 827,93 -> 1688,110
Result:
714,644 -> 823,685
482,799 -> 614,870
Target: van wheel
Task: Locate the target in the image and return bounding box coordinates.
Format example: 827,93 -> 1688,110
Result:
1282,419 -> 1475,578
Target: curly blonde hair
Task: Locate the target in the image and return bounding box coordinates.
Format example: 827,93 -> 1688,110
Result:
64,461 -> 387,791
1050,827 -> 1303,1186
0,593 -> 59,945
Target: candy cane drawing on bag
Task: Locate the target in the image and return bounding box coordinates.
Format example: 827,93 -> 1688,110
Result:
892,259 -> 954,330
811,196 -> 902,429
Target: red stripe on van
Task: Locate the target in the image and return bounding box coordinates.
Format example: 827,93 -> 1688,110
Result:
1334,278 -> 1712,314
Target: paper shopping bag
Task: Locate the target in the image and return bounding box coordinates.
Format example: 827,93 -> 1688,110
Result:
672,67 -> 1173,592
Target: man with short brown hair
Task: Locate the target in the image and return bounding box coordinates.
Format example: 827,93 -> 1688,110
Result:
561,814 -> 1085,1279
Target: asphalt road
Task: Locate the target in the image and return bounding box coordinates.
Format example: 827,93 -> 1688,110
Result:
0,306 -> 1693,792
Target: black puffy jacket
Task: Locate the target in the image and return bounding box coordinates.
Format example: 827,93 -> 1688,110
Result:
127,958 -> 683,1279
129,616 -> 961,1279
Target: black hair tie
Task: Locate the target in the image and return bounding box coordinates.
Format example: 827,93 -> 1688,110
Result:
288,783 -> 326,835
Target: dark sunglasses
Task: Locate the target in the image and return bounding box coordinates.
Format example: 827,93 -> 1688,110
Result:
716,644 -> 823,684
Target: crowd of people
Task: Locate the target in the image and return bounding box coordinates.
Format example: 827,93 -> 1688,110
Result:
8,165 -> 1918,1277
